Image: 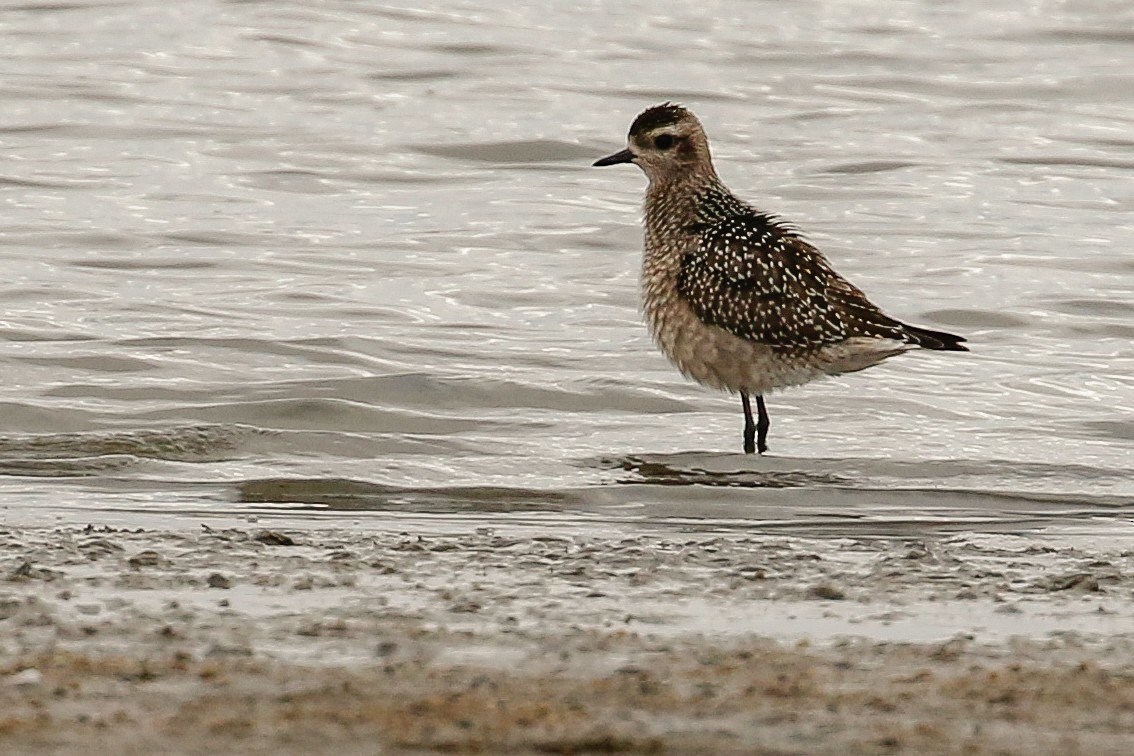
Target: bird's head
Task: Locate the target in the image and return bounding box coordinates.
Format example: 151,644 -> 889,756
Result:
593,103 -> 714,183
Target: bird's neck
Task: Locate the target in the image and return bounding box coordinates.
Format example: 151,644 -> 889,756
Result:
644,166 -> 726,233
640,168 -> 726,309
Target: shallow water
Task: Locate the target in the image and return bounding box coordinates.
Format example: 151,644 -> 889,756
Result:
0,0 -> 1131,536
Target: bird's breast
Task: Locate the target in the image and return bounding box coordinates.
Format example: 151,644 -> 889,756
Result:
638,236 -> 838,395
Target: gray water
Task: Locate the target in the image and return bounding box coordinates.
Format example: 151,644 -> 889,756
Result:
1,0 -> 1131,536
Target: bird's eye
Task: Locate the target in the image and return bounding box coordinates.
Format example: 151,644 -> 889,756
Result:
653,134 -> 675,150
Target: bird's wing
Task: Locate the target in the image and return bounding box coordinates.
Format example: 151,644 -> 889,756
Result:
675,212 -> 912,349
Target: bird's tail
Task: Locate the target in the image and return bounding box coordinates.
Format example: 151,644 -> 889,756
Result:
902,323 -> 969,352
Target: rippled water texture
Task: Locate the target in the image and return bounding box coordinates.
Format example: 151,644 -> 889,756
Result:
0,0 -> 1131,535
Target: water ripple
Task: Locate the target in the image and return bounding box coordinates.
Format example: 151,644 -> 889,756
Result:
0,424 -> 262,463
0,0 -> 1130,534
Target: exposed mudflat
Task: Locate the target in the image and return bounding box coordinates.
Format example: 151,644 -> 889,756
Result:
3,525 -> 1134,754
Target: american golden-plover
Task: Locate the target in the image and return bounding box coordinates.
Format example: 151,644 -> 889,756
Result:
594,103 -> 967,454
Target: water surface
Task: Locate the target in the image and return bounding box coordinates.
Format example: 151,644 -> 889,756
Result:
0,0 -> 1131,537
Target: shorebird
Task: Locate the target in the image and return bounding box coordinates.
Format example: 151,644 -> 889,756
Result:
593,103 -> 967,454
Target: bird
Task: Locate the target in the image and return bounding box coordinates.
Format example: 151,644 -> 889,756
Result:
592,103 -> 967,455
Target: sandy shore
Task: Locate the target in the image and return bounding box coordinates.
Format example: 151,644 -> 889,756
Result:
3,524 -> 1134,754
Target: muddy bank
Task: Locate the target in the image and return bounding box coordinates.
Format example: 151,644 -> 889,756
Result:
2,525 -> 1134,754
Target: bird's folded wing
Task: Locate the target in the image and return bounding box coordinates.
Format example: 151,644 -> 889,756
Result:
676,213 -> 911,349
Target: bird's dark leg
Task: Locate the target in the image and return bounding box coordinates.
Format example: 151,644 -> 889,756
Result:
755,395 -> 769,455
740,392 -> 756,454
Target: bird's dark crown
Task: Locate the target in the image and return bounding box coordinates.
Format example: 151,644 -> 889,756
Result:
629,103 -> 691,137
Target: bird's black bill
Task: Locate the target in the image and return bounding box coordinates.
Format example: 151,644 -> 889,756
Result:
593,148 -> 635,167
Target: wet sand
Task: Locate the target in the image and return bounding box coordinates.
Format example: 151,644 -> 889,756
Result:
3,524 -> 1134,754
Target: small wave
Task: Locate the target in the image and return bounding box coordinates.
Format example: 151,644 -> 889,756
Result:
588,453 -> 1134,506
411,140 -> 598,163
237,477 -> 577,513
366,69 -> 461,82
0,454 -> 141,478
0,424 -> 264,464
918,309 -> 1030,329
819,161 -> 922,175
598,455 -> 853,489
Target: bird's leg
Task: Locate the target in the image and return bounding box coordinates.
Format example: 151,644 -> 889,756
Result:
756,395 -> 769,455
740,392 -> 756,454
